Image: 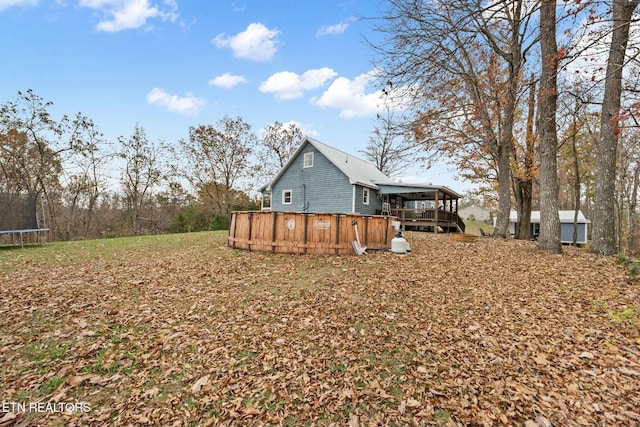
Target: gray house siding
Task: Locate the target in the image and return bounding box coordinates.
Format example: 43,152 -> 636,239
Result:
270,143 -> 353,213
560,223 -> 587,244
353,185 -> 381,215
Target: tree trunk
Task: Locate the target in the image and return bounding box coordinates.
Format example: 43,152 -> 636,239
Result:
592,0 -> 640,255
494,148 -> 512,238
628,164 -> 640,253
516,75 -> 536,240
537,0 -> 561,254
571,112 -> 581,246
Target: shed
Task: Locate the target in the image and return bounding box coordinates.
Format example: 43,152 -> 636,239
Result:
506,210 -> 590,244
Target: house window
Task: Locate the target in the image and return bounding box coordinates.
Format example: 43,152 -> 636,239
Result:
531,223 -> 540,238
282,190 -> 292,205
303,152 -> 314,168
363,188 -> 370,205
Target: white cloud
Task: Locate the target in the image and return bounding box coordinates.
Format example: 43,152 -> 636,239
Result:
230,1 -> 245,12
311,71 -> 384,118
297,122 -> 320,138
316,16 -> 355,37
146,88 -> 205,115
259,67 -> 338,100
0,0 -> 37,11
212,22 -> 279,61
79,0 -> 178,32
257,120 -> 319,138
208,73 -> 247,89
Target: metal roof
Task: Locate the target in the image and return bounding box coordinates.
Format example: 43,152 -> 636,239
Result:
509,210 -> 591,224
305,137 -> 396,188
260,137 -> 396,192
378,183 -> 462,199
259,137 -> 461,199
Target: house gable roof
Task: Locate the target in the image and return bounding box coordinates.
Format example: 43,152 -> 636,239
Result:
259,137 -> 464,201
307,137 -> 396,188
260,137 -> 395,192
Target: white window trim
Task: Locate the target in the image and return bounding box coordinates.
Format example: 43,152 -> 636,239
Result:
282,189 -> 292,205
363,188 -> 370,205
303,152 -> 314,168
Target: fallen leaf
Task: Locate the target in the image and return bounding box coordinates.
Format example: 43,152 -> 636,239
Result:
0,412 -> 17,425
68,373 -> 95,387
534,353 -> 549,365
241,406 -> 261,415
142,387 -> 160,399
417,366 -> 429,374
191,375 -> 209,395
406,398 -> 421,408
535,416 -> 553,427
579,351 -> 594,360
618,367 -> 640,376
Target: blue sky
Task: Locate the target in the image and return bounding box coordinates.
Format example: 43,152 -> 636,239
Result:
0,0 -> 470,193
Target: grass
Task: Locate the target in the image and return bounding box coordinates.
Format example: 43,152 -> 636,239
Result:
462,219 -> 494,236
18,339 -> 70,366
608,305 -> 640,323
1,230 -> 639,426
0,231 -> 226,271
434,408 -> 452,425
37,376 -> 67,395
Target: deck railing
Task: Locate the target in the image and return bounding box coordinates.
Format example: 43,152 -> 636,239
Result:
384,208 -> 464,232
388,208 -> 457,222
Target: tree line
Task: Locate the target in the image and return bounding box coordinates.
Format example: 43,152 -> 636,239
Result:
4,0 -> 640,257
366,0 -> 640,256
0,89 -> 303,240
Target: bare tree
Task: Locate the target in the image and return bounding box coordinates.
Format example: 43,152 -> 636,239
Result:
514,74 -> 537,240
591,0 -> 640,255
62,125 -> 114,239
615,127 -> 640,253
256,121 -> 303,189
557,87 -> 598,246
361,82 -> 424,177
0,90 -> 97,236
537,0 -> 561,253
179,116 -> 257,219
370,0 -> 537,238
119,123 -> 167,234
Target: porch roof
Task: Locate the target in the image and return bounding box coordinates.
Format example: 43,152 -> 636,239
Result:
377,183 -> 462,200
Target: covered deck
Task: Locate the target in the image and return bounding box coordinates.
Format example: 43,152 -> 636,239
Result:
376,183 -> 464,233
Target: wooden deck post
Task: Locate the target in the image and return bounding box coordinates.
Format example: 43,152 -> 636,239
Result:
434,191 -> 439,233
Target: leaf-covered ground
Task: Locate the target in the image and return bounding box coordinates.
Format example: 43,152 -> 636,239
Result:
1,231 -> 639,427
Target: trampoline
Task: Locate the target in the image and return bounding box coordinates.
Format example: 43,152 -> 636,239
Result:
0,193 -> 49,248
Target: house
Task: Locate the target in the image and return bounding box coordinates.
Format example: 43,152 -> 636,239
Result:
506,210 -> 590,244
458,205 -> 491,222
259,137 -> 465,232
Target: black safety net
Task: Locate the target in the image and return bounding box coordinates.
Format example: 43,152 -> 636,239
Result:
0,193 -> 40,231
